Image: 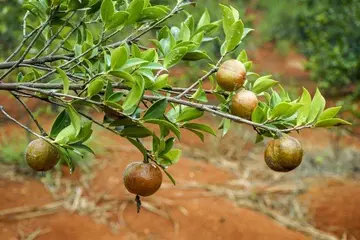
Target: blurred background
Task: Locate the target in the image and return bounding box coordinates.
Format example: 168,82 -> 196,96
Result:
1,0 -> 360,239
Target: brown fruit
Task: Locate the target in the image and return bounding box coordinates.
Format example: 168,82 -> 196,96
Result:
216,59 -> 246,91
264,136 -> 303,172
123,162 -> 163,197
231,89 -> 258,120
25,139 -> 60,171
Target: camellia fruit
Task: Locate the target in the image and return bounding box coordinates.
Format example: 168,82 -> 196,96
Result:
216,59 -> 246,91
264,136 -> 303,172
231,89 -> 259,120
123,162 -> 163,197
25,139 -> 60,171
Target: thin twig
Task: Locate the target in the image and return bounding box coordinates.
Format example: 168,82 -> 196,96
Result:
12,93 -> 47,136
0,16 -> 52,80
176,55 -> 224,99
0,106 -> 45,140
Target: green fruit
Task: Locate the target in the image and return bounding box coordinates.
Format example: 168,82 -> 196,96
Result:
25,139 -> 60,171
231,89 -> 258,120
123,162 -> 163,197
264,136 -> 303,172
216,59 -> 246,91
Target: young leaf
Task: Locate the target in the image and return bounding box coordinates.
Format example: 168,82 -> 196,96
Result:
126,0 -> 145,23
144,119 -> 180,140
50,110 -> 71,138
87,79 -> 104,97
220,4 -> 235,36
191,84 -> 208,102
149,74 -> 169,91
122,75 -> 145,111
106,11 -> 129,30
163,149 -> 182,165
56,68 -> 69,94
100,0 -> 114,23
225,20 -> 244,52
197,9 -> 210,30
111,46 -> 128,70
251,106 -> 265,123
67,105 -> 81,137
252,76 -> 278,94
164,47 -> 188,68
296,88 -> 312,126
176,107 -> 204,122
143,98 -> 168,120
237,50 -> 248,63
270,102 -> 292,119
182,123 -> 216,136
307,88 -> 326,124
315,118 -> 351,128
317,106 -> 342,122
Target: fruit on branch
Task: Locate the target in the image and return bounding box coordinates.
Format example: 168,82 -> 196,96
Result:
123,162 -> 163,197
231,89 -> 258,120
25,139 -> 60,171
264,136 -> 303,172
216,59 -> 246,91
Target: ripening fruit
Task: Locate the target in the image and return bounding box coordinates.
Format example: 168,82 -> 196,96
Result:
25,139 -> 60,171
216,59 -> 246,91
264,136 -> 303,172
123,162 -> 163,197
231,89 -> 258,120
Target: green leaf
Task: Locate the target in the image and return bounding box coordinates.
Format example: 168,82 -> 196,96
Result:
182,123 -> 216,136
87,79 -> 104,97
162,168 -> 176,185
144,119 -> 180,140
251,106 -> 265,123
296,88 -> 312,126
318,106 -> 342,121
270,102 -> 292,119
187,128 -> 205,142
164,47 -> 188,68
141,6 -> 168,20
104,80 -> 113,100
122,75 -> 145,111
109,70 -> 134,83
100,0 -> 114,23
161,137 -> 175,155
120,126 -> 152,138
237,50 -> 248,63
121,58 -> 148,69
179,23 -> 191,41
149,74 -> 169,91
55,125 -> 76,144
225,20 -> 244,52
67,105 -> 81,137
221,118 -> 231,137
56,68 -> 69,94
106,11 -> 129,30
126,0 -> 145,23
283,103 -> 303,118
315,118 -> 352,128
143,98 -> 168,120
111,46 -> 128,70
127,138 -> 148,161
307,88 -> 326,124
59,148 -> 75,174
162,149 -> 181,165
182,50 -> 212,61
197,9 -> 210,30
50,110 -> 71,138
220,4 -> 235,36
255,134 -> 264,143
176,107 -> 204,122
191,84 -> 208,102
252,76 -> 278,94
71,143 -> 95,155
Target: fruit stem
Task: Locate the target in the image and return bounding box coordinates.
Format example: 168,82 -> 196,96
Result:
135,195 -> 142,213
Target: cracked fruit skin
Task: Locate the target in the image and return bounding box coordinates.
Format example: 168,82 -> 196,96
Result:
25,139 -> 60,171
123,162 -> 163,197
216,60 -> 246,91
231,89 -> 258,120
264,136 -> 303,172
